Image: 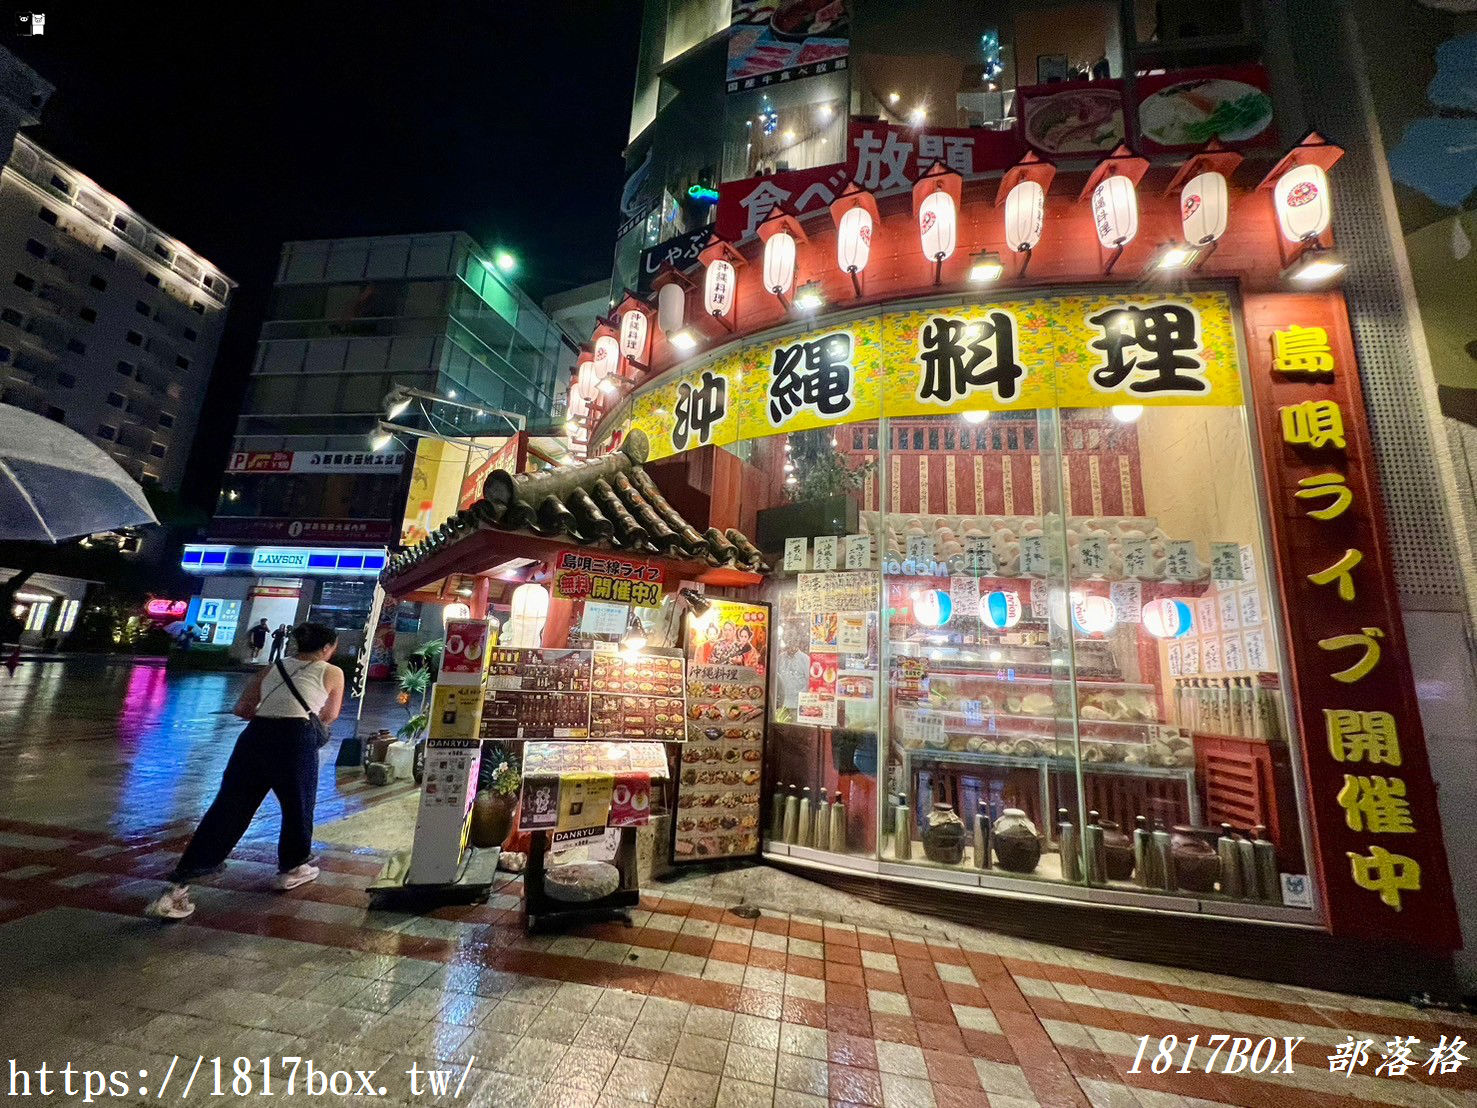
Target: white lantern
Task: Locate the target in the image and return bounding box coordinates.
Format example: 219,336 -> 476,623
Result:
703,258 -> 736,317
1142,598 -> 1193,639
619,308 -> 649,361
592,334 -> 621,381
575,358 -> 599,402
1180,171 -> 1228,246
657,281 -> 685,333
918,189 -> 957,263
443,602 -> 471,621
1072,594 -> 1118,636
1091,175 -> 1139,249
762,230 -> 796,297
566,388 -> 587,424
979,590 -> 1022,630
837,205 -> 873,274
506,582 -> 550,649
1003,179 -> 1045,253
913,588 -> 953,628
1274,163 -> 1332,243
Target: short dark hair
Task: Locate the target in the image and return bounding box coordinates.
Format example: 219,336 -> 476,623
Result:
292,622 -> 339,654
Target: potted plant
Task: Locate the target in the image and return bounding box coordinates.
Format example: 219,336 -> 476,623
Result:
471,749 -> 521,848
391,639 -> 444,783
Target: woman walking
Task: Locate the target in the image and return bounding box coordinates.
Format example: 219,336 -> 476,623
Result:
147,622 -> 345,920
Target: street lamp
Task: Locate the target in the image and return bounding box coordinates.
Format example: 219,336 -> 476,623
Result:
494,250 -> 518,274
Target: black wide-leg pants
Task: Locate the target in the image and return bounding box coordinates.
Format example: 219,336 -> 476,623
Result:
170,717 -> 319,880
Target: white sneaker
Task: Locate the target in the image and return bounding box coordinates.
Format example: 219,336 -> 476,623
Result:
145,885 -> 196,920
276,863 -> 319,890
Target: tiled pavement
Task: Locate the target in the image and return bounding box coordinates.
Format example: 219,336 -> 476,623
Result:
0,663 -> 1474,1106
1,818 -> 1474,1108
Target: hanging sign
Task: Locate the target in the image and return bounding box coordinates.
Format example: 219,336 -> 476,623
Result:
551,549 -> 665,608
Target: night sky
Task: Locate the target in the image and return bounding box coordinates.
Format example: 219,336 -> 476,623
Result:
8,3 -> 641,508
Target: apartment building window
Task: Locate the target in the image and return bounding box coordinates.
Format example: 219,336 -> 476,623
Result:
37,208 -> 56,225
112,214 -> 129,232
135,300 -> 150,316
96,424 -> 116,441
152,243 -> 171,260
13,273 -> 34,291
116,360 -> 133,376
65,339 -> 86,355
144,272 -> 160,287
56,372 -> 75,388
78,307 -> 96,323
125,330 -> 142,346
175,355 -> 190,370
158,413 -> 174,428
191,301 -> 204,314
24,239 -> 46,259
1,309 -> 21,326
90,274 -> 107,291
182,327 -> 197,342
49,175 -> 70,194
99,245 -> 116,261
106,392 -> 125,408
148,442 -> 167,458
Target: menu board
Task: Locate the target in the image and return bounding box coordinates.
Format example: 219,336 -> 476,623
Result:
674,600 -> 770,862
479,647 -> 686,741
590,650 -> 686,740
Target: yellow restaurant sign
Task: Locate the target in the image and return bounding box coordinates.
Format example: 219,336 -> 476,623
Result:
619,291 -> 1243,462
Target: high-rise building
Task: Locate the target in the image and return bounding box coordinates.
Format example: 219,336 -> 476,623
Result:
0,134 -> 233,490
559,0 -> 1477,988
183,231 -> 570,654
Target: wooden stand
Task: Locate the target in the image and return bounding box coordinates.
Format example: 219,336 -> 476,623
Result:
523,825 -> 641,932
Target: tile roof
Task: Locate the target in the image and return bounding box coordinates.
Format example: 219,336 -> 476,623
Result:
383,430 -> 768,582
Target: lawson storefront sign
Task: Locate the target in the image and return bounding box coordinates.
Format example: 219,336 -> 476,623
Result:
181,544 -> 388,578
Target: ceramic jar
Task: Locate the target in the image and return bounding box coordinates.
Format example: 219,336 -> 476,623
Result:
1100,820 -> 1136,881
470,792 -> 515,849
921,803 -> 967,865
992,808 -> 1042,873
1171,825 -> 1222,893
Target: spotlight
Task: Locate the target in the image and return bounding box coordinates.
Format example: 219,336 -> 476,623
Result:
371,429 -> 393,451
1283,248 -> 1346,287
620,614 -> 648,654
668,328 -> 699,352
968,250 -> 1004,283
794,281 -> 825,311
962,410 -> 990,425
679,587 -> 711,617
495,250 -> 517,273
1153,243 -> 1199,271
1111,404 -> 1144,423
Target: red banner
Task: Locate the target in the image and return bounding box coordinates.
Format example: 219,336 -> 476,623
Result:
847,119 -> 1022,191
1133,64 -> 1276,155
716,163 -> 852,241
1244,291 -> 1459,950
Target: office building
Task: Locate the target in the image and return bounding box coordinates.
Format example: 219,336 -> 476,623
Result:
187,231 -> 570,653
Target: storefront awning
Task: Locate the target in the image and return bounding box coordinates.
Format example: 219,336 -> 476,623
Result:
382,430 -> 768,594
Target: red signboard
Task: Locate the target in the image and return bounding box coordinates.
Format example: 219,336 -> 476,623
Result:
716,163 -> 852,242
1244,291 -> 1459,951
848,119 -> 1023,192
1133,64 -> 1276,155
441,619 -> 491,684
207,517 -> 398,545
458,434 -> 526,512
551,549 -> 665,608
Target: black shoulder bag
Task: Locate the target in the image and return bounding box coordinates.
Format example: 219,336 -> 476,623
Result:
275,659 -> 333,748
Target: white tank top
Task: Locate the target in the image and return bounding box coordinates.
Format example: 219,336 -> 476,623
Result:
257,659 -> 331,718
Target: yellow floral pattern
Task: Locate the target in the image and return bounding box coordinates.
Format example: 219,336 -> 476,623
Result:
618,292 -> 1242,460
